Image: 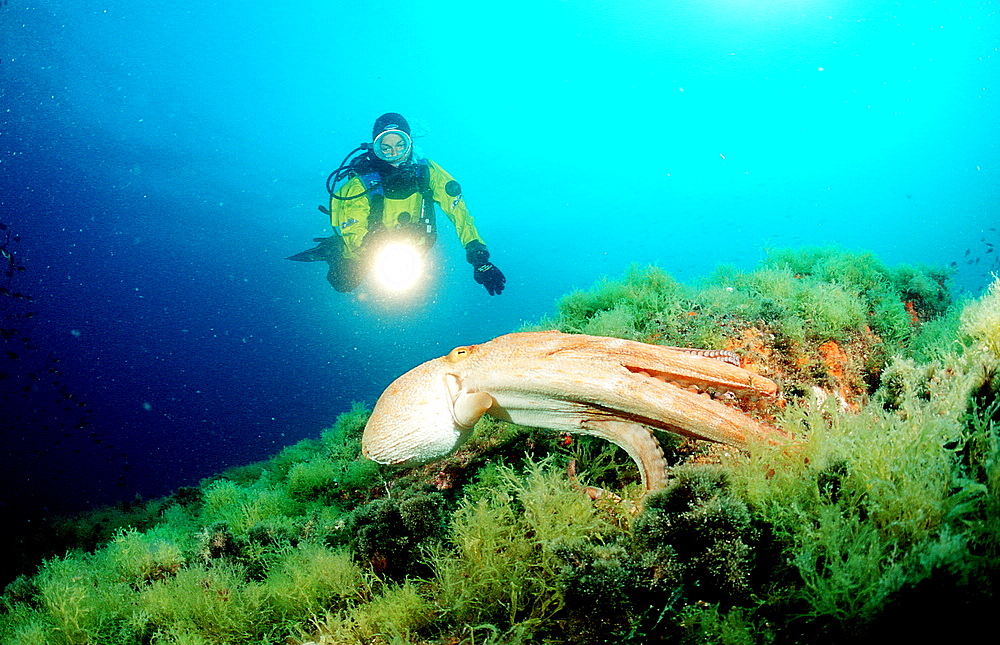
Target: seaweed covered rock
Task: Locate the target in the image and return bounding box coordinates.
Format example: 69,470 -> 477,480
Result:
552,540 -> 658,643
530,247 -> 958,415
348,491 -> 448,579
5,255 -> 999,645
632,465 -> 765,605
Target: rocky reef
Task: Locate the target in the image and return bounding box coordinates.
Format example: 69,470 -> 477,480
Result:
2,247 -> 998,645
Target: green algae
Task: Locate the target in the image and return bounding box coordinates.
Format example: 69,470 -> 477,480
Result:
2,247 -> 998,644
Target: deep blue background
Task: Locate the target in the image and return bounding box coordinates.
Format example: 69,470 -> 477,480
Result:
2,0 -> 997,518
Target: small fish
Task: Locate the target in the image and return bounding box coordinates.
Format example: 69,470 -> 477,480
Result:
949,261 -> 957,267
988,248 -> 994,254
965,249 -> 971,256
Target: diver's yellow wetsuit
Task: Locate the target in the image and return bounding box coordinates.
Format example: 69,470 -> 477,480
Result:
289,139 -> 504,295
289,112 -> 505,294
330,158 -> 486,259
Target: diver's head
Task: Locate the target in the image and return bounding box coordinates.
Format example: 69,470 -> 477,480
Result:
371,112 -> 412,165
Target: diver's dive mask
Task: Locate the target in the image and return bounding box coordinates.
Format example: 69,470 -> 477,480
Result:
372,129 -> 413,164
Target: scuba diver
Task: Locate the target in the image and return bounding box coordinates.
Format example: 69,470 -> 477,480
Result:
288,113 -> 506,295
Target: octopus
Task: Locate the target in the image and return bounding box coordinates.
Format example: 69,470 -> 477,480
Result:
361,331 -> 788,492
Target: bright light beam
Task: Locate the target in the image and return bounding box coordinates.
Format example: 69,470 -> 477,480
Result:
374,242 -> 423,292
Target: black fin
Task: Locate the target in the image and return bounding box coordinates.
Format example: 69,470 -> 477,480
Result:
287,236 -> 339,262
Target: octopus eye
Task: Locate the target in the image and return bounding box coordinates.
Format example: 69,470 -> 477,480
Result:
447,346 -> 473,362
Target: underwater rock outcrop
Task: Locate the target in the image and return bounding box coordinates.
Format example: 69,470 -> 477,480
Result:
2,248 -> 998,645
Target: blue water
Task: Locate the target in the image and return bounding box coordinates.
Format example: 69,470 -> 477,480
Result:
2,0 -> 997,520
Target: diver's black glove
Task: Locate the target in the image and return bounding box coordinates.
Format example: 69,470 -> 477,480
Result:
474,263 -> 506,295
465,240 -> 506,296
